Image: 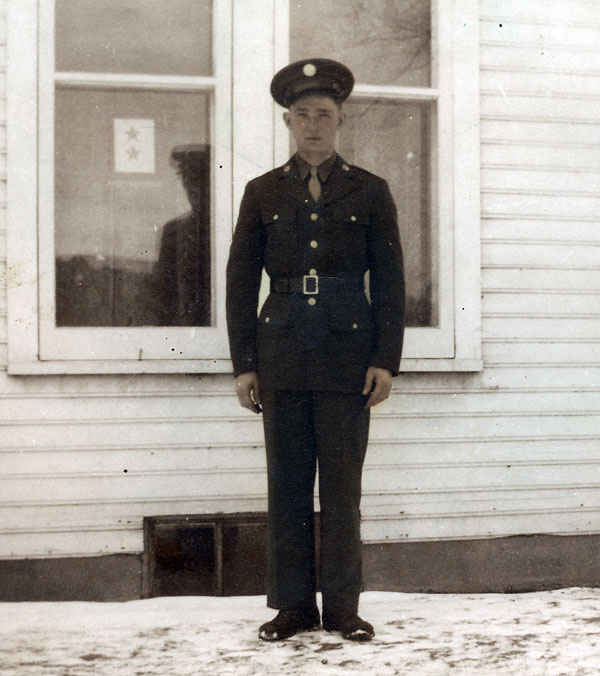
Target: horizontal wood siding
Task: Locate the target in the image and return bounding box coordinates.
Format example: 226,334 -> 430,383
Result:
476,0 -> 600,544
0,0 -> 599,559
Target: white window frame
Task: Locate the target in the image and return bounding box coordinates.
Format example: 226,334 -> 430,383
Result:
7,0 -> 481,374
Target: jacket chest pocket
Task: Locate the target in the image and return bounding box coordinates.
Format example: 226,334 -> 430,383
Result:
262,206 -> 297,264
329,205 -> 369,260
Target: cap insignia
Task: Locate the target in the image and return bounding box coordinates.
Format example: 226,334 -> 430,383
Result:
303,63 -> 317,77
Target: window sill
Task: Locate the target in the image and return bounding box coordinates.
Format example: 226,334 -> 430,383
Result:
8,357 -> 483,375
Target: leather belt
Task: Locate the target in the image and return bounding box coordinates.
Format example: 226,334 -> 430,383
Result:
271,274 -> 363,295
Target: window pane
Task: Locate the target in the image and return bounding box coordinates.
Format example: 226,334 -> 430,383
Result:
55,88 -> 212,327
290,0 -> 430,87
55,0 -> 212,76
338,100 -> 437,327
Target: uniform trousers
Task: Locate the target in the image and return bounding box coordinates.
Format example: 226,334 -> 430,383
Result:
261,388 -> 370,622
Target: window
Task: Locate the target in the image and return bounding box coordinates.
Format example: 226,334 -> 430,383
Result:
7,0 -> 480,373
8,0 -> 233,372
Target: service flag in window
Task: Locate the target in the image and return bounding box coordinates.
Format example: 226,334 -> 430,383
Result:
114,118 -> 155,174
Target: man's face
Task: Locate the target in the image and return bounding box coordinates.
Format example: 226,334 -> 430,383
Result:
182,174 -> 205,212
284,95 -> 343,159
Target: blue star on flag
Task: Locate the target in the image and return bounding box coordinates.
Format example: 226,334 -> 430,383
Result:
126,126 -> 140,141
127,146 -> 141,160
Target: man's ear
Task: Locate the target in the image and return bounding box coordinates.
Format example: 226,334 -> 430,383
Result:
283,111 -> 291,128
337,110 -> 345,127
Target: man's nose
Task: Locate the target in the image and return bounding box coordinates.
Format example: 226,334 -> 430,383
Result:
306,115 -> 319,129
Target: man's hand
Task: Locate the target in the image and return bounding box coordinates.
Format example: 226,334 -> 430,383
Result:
235,371 -> 262,413
362,366 -> 393,408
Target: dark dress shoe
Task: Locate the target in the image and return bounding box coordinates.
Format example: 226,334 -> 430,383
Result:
323,615 -> 375,641
258,607 -> 321,641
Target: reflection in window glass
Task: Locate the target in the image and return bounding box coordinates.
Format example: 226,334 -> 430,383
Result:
290,0 -> 430,87
55,0 -> 212,76
338,100 -> 436,327
55,89 -> 211,327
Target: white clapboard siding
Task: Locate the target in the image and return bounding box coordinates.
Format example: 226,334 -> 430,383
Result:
483,143 -> 600,171
481,45 -> 600,73
483,267 -> 600,293
483,342 -> 600,365
483,193 -> 600,222
478,0 -> 600,557
8,460 -> 596,507
484,292 -> 600,315
482,119 -> 600,147
0,0 -> 599,559
481,18 -> 600,47
483,169 -> 600,194
483,0 -> 600,25
483,218 -> 600,243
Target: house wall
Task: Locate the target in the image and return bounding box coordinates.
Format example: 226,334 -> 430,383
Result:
1,0 -> 599,596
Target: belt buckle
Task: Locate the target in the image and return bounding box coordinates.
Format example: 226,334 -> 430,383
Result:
302,273 -> 319,295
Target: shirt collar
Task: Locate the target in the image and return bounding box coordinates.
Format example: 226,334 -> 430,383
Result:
294,153 -> 338,183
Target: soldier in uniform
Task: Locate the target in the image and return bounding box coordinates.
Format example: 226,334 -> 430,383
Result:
226,58 -> 405,642
152,145 -> 211,326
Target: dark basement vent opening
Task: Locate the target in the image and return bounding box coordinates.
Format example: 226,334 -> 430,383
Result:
143,513 -> 269,597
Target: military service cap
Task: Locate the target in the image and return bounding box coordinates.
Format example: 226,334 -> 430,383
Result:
170,144 -> 210,176
270,58 -> 354,108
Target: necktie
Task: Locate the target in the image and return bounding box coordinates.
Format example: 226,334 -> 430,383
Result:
308,166 -> 321,202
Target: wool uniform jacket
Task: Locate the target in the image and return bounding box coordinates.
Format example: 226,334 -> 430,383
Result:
226,154 -> 405,392
152,211 -> 211,326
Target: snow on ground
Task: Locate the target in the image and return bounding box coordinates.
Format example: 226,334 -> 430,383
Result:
1,588 -> 600,675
